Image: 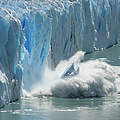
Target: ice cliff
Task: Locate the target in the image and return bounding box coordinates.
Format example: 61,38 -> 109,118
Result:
0,0 -> 120,106
0,7 -> 23,107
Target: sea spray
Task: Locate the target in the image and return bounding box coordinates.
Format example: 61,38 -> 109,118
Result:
51,60 -> 120,98
22,51 -> 120,98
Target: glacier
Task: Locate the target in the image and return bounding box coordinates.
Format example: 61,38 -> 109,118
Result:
20,0 -> 120,92
0,0 -> 120,107
0,7 -> 23,107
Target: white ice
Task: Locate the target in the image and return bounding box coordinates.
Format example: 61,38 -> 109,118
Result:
51,52 -> 120,98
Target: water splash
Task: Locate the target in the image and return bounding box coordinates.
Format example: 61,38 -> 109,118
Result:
51,60 -> 120,98
22,51 -> 120,98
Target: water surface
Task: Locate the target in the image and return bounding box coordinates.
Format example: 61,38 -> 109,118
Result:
0,95 -> 120,120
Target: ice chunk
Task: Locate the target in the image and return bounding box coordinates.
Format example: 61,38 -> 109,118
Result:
51,59 -> 120,98
61,63 -> 79,79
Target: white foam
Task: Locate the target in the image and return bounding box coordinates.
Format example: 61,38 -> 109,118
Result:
51,57 -> 120,98
22,51 -> 120,98
27,51 -> 84,97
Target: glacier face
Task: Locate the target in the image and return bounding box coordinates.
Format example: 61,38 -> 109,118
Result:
47,0 -> 120,68
0,0 -> 120,105
21,11 -> 52,92
0,6 -> 23,107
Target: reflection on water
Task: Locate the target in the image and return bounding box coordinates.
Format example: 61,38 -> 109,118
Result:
0,95 -> 120,120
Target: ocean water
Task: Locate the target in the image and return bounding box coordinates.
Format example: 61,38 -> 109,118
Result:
0,95 -> 120,120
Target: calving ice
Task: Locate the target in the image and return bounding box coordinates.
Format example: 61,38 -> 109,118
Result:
0,0 -> 120,108
51,51 -> 120,98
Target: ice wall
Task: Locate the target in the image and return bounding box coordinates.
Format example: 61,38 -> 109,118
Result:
22,12 -> 52,92
14,0 -> 119,68
0,7 -> 23,107
0,0 -> 120,103
48,0 -> 120,68
4,0 -> 120,69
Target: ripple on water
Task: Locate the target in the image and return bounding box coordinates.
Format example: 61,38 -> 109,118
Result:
0,95 -> 120,120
